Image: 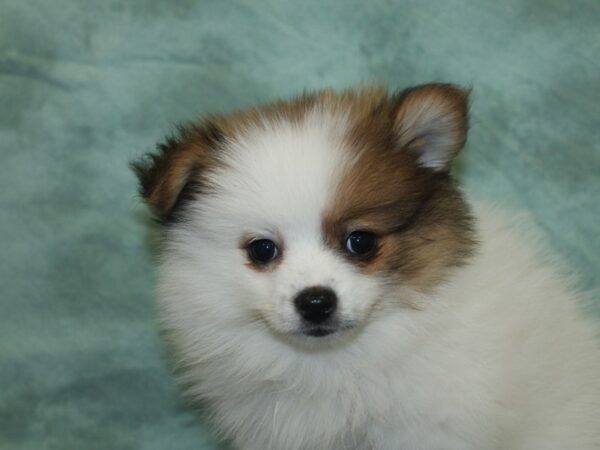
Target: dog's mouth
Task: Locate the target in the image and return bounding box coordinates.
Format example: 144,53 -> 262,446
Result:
300,321 -> 357,338
303,326 -> 336,337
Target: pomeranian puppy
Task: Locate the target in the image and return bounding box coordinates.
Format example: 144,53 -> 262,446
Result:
133,84 -> 600,449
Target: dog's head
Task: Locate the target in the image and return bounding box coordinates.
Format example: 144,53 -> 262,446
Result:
134,84 -> 475,344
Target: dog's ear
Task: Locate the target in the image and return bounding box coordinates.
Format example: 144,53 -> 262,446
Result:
131,121 -> 224,222
392,84 -> 470,171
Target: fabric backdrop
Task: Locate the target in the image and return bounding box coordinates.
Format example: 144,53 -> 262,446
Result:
1,0 -> 598,448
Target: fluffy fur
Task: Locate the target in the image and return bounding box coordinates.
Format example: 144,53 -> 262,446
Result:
134,84 -> 600,449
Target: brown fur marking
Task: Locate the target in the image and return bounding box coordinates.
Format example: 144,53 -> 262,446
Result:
322,84 -> 476,292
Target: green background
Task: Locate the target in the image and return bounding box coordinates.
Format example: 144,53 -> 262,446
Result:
1,1 -> 598,448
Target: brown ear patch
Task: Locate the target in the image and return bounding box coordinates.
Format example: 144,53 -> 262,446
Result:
323,85 -> 476,292
393,83 -> 470,171
132,122 -> 224,222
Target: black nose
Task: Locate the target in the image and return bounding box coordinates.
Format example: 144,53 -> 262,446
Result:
293,287 -> 337,324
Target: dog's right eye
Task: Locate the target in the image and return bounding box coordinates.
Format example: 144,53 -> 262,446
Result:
247,239 -> 279,265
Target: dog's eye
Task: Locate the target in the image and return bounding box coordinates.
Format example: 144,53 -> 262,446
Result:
345,231 -> 377,257
247,239 -> 279,264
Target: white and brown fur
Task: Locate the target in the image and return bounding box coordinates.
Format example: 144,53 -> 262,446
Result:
134,84 -> 600,449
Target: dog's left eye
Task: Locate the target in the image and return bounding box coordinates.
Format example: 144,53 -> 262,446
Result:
345,231 -> 377,257
247,239 -> 279,265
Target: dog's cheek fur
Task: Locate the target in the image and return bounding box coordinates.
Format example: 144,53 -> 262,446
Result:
326,172 -> 476,292
371,182 -> 476,291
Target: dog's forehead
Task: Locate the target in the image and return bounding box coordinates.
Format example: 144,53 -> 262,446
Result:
209,112 -> 351,233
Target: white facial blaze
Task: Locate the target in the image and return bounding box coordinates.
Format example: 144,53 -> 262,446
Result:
174,109 -> 381,336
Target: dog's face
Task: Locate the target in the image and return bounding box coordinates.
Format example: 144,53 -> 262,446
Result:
134,84 -> 475,344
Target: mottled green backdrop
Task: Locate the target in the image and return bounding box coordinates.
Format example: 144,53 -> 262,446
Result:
1,0 -> 599,449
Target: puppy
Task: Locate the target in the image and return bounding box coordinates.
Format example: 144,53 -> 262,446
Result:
133,84 -> 600,449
